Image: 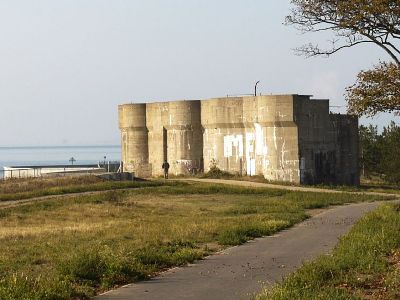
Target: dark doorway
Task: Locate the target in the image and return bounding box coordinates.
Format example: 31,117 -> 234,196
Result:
163,127 -> 168,162
314,151 -> 336,184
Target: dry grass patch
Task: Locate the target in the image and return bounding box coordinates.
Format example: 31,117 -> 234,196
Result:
0,176 -> 103,194
0,177 -> 172,202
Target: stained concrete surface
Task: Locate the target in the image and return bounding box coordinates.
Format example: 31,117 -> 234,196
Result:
119,95 -> 359,185
96,201 -> 383,300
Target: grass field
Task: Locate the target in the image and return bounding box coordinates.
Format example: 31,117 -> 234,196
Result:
0,176 -> 171,202
216,176 -> 400,195
0,178 -> 392,299
194,167 -> 400,195
256,203 -> 400,300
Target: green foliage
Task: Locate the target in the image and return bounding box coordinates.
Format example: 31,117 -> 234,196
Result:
347,62 -> 400,116
60,248 -> 148,290
359,124 -> 382,176
61,250 -> 106,283
360,122 -> 400,184
380,122 -> 400,184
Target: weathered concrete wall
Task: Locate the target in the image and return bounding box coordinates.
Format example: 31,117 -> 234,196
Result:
330,114 -> 360,185
253,95 -> 300,183
202,95 -> 300,183
119,94 -> 359,185
146,101 -> 203,176
202,97 -> 246,175
295,96 -> 337,184
145,102 -> 166,177
294,96 -> 359,185
145,100 -> 203,176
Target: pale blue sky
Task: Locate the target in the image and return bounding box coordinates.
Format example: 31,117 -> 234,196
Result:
0,0 -> 397,146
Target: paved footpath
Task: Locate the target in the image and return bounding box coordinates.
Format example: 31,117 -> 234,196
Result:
96,201 -> 383,300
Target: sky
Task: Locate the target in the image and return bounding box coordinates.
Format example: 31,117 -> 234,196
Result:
0,0 -> 398,146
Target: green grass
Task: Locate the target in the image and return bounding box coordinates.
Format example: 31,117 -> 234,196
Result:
311,181 -> 400,195
194,167 -> 400,194
0,176 -> 180,202
358,184 -> 400,195
0,176 -> 104,194
0,180 -> 392,299
256,203 -> 400,300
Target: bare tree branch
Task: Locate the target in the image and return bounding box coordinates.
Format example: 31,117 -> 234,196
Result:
287,0 -> 400,117
287,0 -> 400,65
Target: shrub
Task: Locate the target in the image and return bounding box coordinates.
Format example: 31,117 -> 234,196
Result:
202,166 -> 234,179
60,248 -> 149,290
60,250 -> 106,284
218,220 -> 291,246
135,241 -> 203,268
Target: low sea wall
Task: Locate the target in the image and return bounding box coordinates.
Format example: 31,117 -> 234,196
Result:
2,166 -> 104,180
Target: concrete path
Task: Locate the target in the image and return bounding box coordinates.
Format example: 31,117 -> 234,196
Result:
96,201 -> 383,300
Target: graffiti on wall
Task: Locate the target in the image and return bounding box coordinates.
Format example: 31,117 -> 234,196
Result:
223,135 -> 243,158
222,123 -> 270,176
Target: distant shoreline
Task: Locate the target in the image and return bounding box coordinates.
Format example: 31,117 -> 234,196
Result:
0,145 -> 121,150
0,146 -> 121,175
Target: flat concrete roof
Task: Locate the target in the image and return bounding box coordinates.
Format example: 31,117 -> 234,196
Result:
120,94 -> 322,106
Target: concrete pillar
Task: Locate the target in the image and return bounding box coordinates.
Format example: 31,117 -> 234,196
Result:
147,103 -> 168,177
256,95 -> 300,183
165,101 -> 203,175
119,104 -> 150,177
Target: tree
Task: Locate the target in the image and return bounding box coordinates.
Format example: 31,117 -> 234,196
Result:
359,122 -> 400,184
286,0 -> 400,116
347,62 -> 400,116
69,157 -> 76,165
359,125 -> 381,177
379,121 -> 400,184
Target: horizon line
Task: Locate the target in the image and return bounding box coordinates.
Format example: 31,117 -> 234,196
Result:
0,145 -> 121,149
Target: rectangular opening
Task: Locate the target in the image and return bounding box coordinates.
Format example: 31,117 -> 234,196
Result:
163,127 -> 168,162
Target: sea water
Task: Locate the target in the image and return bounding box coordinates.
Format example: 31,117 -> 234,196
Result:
0,145 -> 121,178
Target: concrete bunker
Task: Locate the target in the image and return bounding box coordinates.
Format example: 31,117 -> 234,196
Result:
119,95 -> 359,185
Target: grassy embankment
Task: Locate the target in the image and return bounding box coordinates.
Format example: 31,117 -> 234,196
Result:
0,178 -> 392,299
355,181 -> 400,195
196,167 -> 400,195
0,176 -> 169,202
256,203 -> 400,300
